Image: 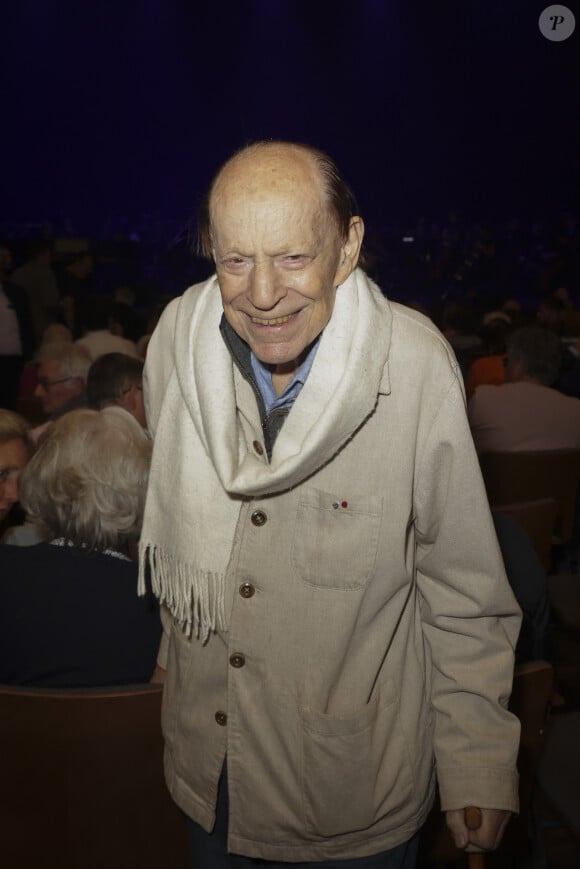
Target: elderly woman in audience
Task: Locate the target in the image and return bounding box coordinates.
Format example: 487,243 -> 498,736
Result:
0,409 -> 34,538
0,407 -> 161,687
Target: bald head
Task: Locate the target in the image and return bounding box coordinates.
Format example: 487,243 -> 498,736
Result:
199,141 -> 360,259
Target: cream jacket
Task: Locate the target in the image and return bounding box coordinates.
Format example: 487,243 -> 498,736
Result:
145,285 -> 521,863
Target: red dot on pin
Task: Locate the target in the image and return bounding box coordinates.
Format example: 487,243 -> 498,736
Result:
341,501 -> 348,508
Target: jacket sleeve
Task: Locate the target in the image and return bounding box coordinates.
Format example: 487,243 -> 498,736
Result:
414,372 -> 522,813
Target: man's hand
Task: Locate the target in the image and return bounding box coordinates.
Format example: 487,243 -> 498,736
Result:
445,808 -> 511,851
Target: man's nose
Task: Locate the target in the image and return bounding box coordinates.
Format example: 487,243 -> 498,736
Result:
247,261 -> 286,310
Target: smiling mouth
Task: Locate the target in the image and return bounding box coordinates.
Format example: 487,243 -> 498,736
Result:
250,312 -> 298,326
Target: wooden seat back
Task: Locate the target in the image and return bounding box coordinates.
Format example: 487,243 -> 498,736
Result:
0,684 -> 190,869
480,449 -> 580,545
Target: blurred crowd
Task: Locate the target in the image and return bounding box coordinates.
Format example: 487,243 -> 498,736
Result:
1,209 -> 579,688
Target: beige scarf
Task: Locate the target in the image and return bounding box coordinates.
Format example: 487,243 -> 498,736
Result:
138,269 -> 392,640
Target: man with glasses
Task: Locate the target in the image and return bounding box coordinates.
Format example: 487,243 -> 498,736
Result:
32,343 -> 91,439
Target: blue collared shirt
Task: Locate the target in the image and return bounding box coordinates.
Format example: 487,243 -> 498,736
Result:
250,339 -> 320,415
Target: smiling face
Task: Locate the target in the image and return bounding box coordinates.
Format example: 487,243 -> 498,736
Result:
0,437 -> 30,522
211,145 -> 363,385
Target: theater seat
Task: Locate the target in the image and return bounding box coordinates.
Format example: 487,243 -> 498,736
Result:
0,683 -> 190,869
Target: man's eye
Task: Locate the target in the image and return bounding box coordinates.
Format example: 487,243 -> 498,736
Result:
282,255 -> 308,268
222,257 -> 247,271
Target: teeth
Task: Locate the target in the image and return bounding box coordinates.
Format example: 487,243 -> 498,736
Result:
251,314 -> 293,325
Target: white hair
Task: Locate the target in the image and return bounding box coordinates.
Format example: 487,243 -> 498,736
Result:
20,407 -> 151,551
36,342 -> 92,381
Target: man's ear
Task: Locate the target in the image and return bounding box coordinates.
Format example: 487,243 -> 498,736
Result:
335,216 -> 365,287
121,384 -> 137,413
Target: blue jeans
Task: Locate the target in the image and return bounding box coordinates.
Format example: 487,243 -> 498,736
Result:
187,769 -> 418,868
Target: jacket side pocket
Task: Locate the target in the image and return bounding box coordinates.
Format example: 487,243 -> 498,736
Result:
301,679 -> 413,838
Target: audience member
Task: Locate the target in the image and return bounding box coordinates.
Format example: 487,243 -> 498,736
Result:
557,338 -> 580,400
464,312 -> 513,400
439,301 -> 482,378
537,291 -> 579,339
18,322 -> 73,401
110,300 -> 147,345
501,298 -> 524,328
468,326 -> 580,453
114,285 -> 137,307
0,410 -> 33,538
0,249 -> 36,409
56,250 -> 94,337
554,287 -> 580,335
39,323 -> 73,345
0,407 -> 161,687
492,511 -> 549,663
10,241 -> 61,343
75,295 -> 140,361
32,343 -> 91,440
86,352 -> 146,428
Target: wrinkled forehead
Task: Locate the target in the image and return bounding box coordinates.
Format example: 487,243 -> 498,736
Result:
210,148 -> 329,233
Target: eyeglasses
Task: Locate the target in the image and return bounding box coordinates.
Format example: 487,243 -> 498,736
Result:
120,384 -> 144,396
36,376 -> 76,390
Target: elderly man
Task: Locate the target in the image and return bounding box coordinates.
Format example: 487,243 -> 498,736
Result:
34,343 -> 90,417
32,343 -> 91,440
140,142 -> 520,867
468,326 -> 580,454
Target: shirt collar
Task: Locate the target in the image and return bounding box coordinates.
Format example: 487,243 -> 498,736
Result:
219,316 -> 320,415
250,338 -> 320,414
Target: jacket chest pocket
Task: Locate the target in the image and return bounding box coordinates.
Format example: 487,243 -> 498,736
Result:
291,487 -> 383,590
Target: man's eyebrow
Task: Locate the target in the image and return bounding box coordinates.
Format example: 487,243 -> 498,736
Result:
218,249 -> 250,257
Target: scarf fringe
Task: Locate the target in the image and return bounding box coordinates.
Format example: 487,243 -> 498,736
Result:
139,542 -> 226,642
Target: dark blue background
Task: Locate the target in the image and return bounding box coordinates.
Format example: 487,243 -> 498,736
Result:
3,1 -> 579,236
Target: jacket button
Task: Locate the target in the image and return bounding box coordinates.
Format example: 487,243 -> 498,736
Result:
239,582 -> 255,599
251,509 -> 267,527
215,710 -> 227,726
229,653 -> 246,668
252,440 -> 264,456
